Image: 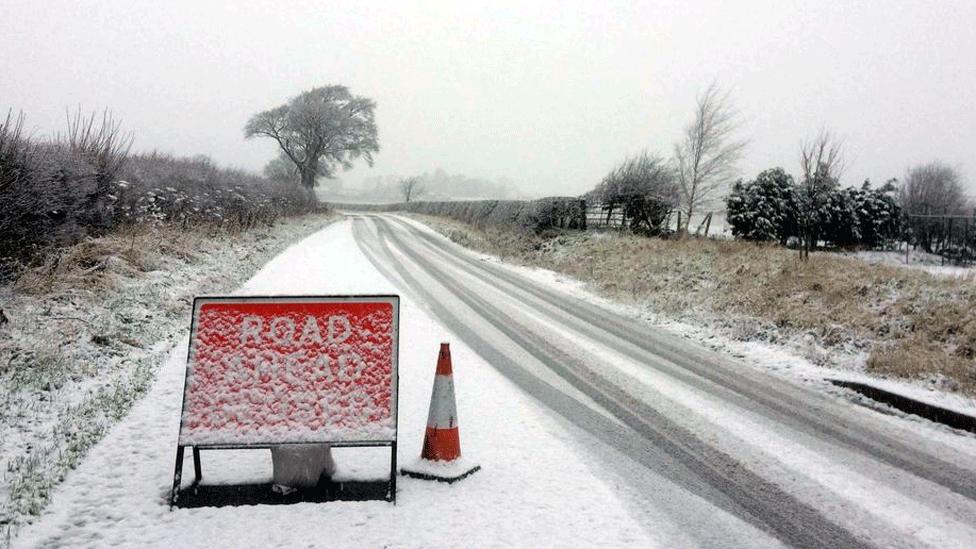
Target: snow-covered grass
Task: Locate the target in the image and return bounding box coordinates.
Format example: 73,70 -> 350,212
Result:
0,213 -> 336,542
409,214 -> 976,400
846,249 -> 975,278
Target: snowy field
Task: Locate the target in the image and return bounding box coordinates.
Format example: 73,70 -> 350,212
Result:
13,221 -> 663,548
846,249 -> 975,278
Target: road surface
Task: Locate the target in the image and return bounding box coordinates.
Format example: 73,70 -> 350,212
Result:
351,214 -> 976,548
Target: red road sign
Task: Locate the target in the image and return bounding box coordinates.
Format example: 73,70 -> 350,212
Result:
178,295 -> 400,446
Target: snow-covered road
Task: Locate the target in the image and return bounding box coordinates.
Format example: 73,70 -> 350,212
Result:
14,218 -> 667,548
14,216 -> 976,548
350,214 -> 976,548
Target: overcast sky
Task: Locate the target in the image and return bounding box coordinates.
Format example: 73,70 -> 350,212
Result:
2,1 -> 974,197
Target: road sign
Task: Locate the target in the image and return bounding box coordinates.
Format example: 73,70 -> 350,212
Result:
171,295 -> 400,504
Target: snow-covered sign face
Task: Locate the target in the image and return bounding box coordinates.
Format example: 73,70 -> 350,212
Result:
178,296 -> 399,446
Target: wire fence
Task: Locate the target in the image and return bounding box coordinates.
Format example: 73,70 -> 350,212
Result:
902,213 -> 976,265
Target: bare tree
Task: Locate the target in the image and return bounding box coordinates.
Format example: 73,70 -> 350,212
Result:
900,161 -> 969,252
399,176 -> 425,202
899,162 -> 966,216
245,85 -> 379,189
796,129 -> 845,259
673,82 -> 747,235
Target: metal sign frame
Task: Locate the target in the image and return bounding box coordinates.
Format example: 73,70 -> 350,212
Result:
171,294 -> 400,505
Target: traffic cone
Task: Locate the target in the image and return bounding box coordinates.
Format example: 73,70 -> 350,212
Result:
401,343 -> 481,483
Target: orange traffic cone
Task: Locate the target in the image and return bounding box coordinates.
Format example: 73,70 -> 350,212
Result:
401,343 -> 481,483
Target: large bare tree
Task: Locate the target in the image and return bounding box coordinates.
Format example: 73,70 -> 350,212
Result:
245,85 -> 379,189
900,161 -> 969,252
398,176 -> 425,202
796,129 -> 845,259
673,82 -> 746,235
899,161 -> 966,216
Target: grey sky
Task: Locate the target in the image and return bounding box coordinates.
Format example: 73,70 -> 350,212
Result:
2,1 -> 974,198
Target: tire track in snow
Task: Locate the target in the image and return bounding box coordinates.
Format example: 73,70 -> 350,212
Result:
351,217 -> 782,548
352,215 -> 869,548
383,214 -> 976,502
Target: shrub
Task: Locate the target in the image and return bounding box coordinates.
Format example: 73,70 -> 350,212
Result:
587,152 -> 678,235
819,186 -> 861,248
0,111 -> 108,274
727,169 -> 901,250
844,180 -> 901,249
115,153 -> 318,231
726,168 -> 797,244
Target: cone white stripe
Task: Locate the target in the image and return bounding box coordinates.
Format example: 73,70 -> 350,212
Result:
426,374 -> 458,428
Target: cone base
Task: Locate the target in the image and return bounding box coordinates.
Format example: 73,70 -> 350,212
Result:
400,458 -> 481,484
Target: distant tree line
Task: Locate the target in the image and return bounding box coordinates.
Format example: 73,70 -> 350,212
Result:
338,169 -> 520,203
341,198 -> 586,233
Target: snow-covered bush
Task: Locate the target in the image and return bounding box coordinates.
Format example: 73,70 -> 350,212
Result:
847,180 -> 901,249
819,185 -> 861,247
727,169 -> 901,250
116,153 -> 319,231
586,152 -> 678,236
726,168 -> 797,244
0,111 -> 111,275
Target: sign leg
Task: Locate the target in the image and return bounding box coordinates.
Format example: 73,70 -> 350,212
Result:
171,446 -> 185,507
192,447 -> 202,486
389,441 -> 398,504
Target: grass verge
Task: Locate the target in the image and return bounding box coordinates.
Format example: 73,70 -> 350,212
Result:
0,213 -> 335,543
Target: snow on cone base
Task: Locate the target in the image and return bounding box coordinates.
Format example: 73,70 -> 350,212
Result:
401,342 -> 480,483
401,457 -> 482,483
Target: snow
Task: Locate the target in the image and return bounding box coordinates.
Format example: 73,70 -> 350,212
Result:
847,249 -> 975,278
0,214 -> 337,538
271,444 -> 336,488
179,299 -> 397,445
12,221 -> 663,548
400,456 -> 480,480
17,214 -> 976,548
393,215 -> 976,443
515,313 -> 976,546
378,214 -> 976,545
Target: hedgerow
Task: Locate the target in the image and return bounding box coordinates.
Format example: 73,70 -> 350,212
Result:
340,197 -> 586,233
0,110 -> 321,279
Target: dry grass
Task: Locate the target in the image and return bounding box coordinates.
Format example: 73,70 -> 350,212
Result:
413,214 -> 976,396
11,225 -> 213,296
